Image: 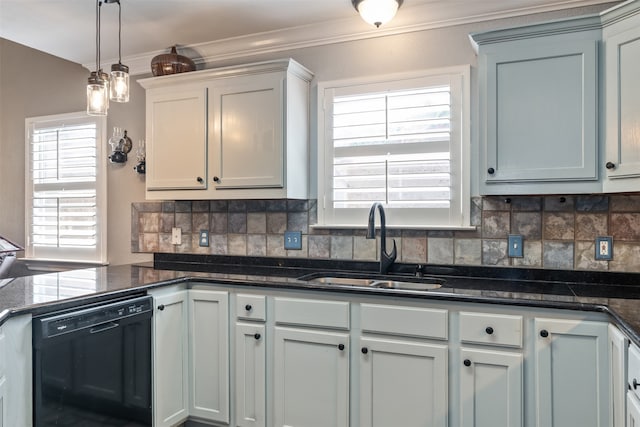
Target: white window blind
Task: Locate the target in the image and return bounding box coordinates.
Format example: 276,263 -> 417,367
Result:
25,113 -> 107,263
31,268 -> 99,304
318,68 -> 470,228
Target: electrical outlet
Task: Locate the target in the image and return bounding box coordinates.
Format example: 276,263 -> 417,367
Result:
508,234 -> 524,258
199,230 -> 209,247
284,231 -> 302,250
595,236 -> 613,260
171,227 -> 182,245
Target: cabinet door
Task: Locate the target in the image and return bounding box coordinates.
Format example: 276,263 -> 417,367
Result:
629,392 -> 640,427
609,324 -> 628,427
604,23 -> 640,190
210,73 -> 284,189
146,87 -> 208,190
236,322 -> 266,427
359,337 -> 448,427
481,39 -> 598,185
274,327 -> 349,427
0,377 -> 5,427
153,291 -> 189,427
188,290 -> 229,423
534,318 -> 609,427
460,348 -> 523,427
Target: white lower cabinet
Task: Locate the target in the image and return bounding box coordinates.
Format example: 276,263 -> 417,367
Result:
628,392 -> 640,427
152,289 -> 189,427
273,326 -> 350,427
359,336 -> 448,427
235,322 -> 266,427
534,318 -> 609,427
460,348 -> 523,427
188,290 -> 229,423
609,324 -> 628,427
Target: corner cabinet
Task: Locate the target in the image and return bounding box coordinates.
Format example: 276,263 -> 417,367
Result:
138,59 -> 313,200
603,5 -> 640,192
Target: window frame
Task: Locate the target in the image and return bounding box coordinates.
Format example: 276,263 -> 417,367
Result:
316,65 -> 471,229
24,112 -> 107,263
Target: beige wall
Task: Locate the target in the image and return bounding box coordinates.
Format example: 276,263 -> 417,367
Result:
0,3 -> 613,266
0,39 -> 150,265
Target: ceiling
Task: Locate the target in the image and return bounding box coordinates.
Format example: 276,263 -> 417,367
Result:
0,0 -> 617,73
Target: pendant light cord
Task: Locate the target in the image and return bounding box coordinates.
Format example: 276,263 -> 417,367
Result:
95,0 -> 102,72
118,1 -> 122,65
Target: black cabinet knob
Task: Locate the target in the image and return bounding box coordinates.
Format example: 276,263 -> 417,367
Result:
157,304 -> 165,311
540,329 -> 549,338
213,176 -> 220,182
338,344 -> 345,351
633,379 -> 639,390
361,347 -> 369,354
606,162 -> 616,170
245,304 -> 252,312
196,176 -> 204,183
254,333 -> 261,340
485,326 -> 494,335
463,359 -> 472,367
487,167 -> 495,174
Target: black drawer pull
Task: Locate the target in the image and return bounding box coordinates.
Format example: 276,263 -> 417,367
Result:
338,344 -> 345,351
361,347 -> 369,354
196,176 -> 204,183
485,326 -> 494,335
633,379 -> 639,390
487,167 -> 495,174
157,304 -> 165,311
540,329 -> 549,338
464,359 -> 471,367
245,304 -> 252,311
254,333 -> 261,340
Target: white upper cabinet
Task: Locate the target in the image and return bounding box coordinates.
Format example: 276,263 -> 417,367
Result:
603,4 -> 640,191
471,16 -> 602,195
138,59 -> 313,200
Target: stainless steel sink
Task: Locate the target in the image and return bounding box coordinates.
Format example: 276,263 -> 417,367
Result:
298,273 -> 443,291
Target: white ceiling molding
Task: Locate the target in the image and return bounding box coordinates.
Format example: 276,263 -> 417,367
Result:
90,0 -> 616,75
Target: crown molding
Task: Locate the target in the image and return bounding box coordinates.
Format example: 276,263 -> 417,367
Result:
86,0 -> 617,75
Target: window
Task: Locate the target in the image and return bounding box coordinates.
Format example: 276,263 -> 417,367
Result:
25,112 -> 107,263
317,66 -> 470,228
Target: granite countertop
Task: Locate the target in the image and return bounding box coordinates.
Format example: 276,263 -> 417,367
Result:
1,254 -> 639,346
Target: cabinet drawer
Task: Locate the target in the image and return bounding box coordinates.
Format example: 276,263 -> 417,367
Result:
274,297 -> 349,330
460,312 -> 523,348
629,343 -> 640,401
236,294 -> 266,321
360,304 -> 448,340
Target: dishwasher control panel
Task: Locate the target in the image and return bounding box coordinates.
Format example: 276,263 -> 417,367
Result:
33,295 -> 153,340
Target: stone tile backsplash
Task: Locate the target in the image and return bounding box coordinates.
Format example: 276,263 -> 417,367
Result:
131,194 -> 640,272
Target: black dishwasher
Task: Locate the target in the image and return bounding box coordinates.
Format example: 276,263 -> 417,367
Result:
32,295 -> 153,427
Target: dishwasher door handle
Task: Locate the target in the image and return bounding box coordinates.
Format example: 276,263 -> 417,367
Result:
89,322 -> 120,334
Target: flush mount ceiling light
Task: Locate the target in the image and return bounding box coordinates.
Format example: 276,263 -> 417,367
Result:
352,0 -> 403,28
86,0 -> 129,116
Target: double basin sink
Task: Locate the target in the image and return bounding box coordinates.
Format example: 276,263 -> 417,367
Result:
297,272 -> 444,291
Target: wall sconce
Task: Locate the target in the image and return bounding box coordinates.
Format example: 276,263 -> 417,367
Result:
134,139 -> 146,174
108,127 -> 132,163
352,0 -> 403,28
86,0 -> 130,116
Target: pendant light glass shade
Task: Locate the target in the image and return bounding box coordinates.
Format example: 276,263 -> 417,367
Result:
110,63 -> 129,102
87,71 -> 109,116
352,0 -> 403,28
109,0 -> 130,103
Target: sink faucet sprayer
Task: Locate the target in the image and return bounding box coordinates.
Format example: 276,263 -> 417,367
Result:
366,202 -> 397,275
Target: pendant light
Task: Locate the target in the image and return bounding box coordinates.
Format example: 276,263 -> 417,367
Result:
87,0 -> 108,116
352,0 -> 403,28
109,0 -> 129,103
